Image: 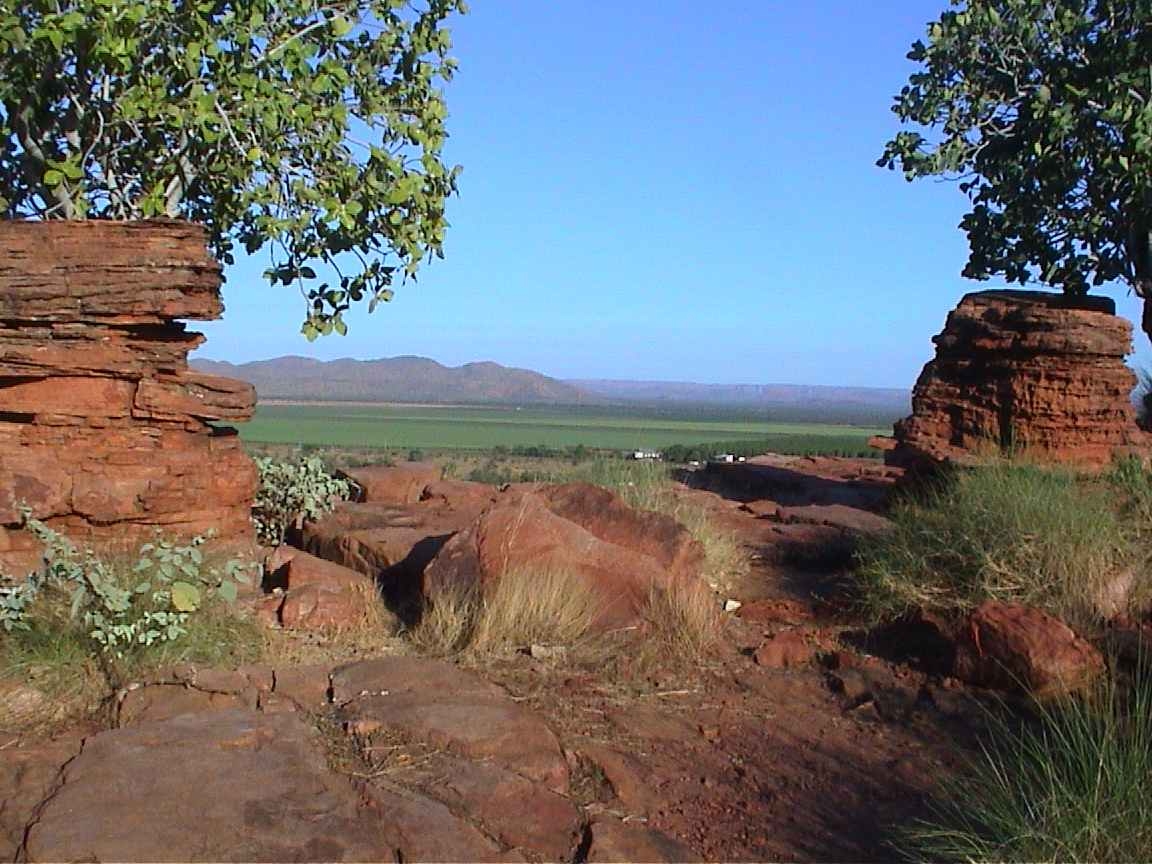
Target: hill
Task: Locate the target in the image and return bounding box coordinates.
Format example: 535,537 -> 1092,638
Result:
191,355 -> 910,423
569,378 -> 910,425
190,356 -> 594,405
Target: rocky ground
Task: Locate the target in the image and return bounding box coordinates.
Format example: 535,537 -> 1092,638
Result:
0,456 -> 1000,863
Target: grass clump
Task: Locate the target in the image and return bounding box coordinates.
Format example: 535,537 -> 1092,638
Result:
855,461 -> 1135,632
901,674 -> 1152,862
410,568 -> 601,656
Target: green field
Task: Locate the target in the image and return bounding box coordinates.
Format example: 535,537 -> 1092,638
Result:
239,403 -> 886,456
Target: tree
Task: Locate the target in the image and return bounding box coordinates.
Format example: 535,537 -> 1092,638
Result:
880,1 -> 1152,340
0,0 -> 466,337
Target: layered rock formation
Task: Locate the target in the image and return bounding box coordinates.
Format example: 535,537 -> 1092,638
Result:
0,220 -> 256,567
883,290 -> 1146,470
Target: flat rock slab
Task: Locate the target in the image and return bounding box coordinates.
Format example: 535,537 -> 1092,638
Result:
0,733 -> 85,860
333,657 -> 569,793
412,757 -> 583,860
588,818 -> 701,863
23,709 -> 392,862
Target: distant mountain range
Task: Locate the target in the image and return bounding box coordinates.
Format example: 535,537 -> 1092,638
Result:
191,356 -> 592,405
190,355 -> 911,423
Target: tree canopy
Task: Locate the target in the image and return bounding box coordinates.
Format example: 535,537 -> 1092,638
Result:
880,0 -> 1152,328
0,0 -> 466,337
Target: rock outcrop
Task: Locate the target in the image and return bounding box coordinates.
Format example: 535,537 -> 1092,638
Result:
882,290 -> 1146,470
424,482 -> 706,628
0,220 -> 256,569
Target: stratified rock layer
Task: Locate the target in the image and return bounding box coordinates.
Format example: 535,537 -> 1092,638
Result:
0,220 -> 256,563
886,290 -> 1146,470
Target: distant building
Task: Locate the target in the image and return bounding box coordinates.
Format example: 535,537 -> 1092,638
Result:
630,449 -> 663,461
714,453 -> 736,463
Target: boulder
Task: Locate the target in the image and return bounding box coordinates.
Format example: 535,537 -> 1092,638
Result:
753,630 -> 816,669
953,601 -> 1105,698
423,483 -> 705,629
885,290 -> 1147,470
342,461 -> 441,504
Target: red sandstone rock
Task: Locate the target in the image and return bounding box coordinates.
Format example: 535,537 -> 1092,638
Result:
342,461 -> 441,504
753,630 -> 815,669
888,290 -> 1147,470
0,221 -> 256,550
953,601 -> 1105,698
0,220 -> 223,323
423,484 -> 705,629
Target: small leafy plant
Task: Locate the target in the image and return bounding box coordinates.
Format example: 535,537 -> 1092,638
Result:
0,512 -> 252,657
251,455 -> 353,545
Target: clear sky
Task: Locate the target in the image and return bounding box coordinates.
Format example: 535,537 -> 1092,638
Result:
193,0 -> 1152,389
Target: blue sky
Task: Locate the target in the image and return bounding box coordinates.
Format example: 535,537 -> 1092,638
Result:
194,0 -> 1151,389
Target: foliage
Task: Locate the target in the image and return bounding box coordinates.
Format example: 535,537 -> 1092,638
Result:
252,454 -> 352,545
0,514 -> 252,657
855,461 -> 1135,631
900,674 -> 1152,862
0,0 -> 466,335
880,0 -> 1152,301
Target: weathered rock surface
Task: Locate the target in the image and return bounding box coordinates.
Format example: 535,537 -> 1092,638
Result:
587,817 -> 701,863
953,601 -> 1105,698
883,290 -> 1146,470
424,482 -> 705,628
22,709 -> 394,862
342,460 -> 443,505
0,220 -> 256,562
333,656 -> 570,793
260,546 -> 397,632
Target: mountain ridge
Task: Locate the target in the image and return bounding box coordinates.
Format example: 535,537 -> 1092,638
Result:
190,355 -> 911,421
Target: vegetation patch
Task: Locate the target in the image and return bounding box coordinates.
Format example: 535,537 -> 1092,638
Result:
252,455 -> 352,545
0,518 -> 262,728
855,461 -> 1138,632
900,674 -> 1152,863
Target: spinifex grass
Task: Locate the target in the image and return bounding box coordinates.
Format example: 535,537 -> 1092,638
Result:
901,672 -> 1152,862
855,461 -> 1134,633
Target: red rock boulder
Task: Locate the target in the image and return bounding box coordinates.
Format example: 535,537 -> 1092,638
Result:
423,483 -> 706,629
953,601 -> 1105,698
342,461 -> 441,505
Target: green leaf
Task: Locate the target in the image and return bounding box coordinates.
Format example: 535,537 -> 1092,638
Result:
330,14 -> 353,37
43,169 -> 64,186
216,580 -> 238,604
170,581 -> 201,612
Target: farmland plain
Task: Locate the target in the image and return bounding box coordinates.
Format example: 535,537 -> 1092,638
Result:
240,403 -> 887,456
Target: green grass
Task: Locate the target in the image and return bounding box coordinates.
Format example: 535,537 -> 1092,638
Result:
855,461 -> 1138,633
240,403 -> 884,455
901,674 -> 1152,862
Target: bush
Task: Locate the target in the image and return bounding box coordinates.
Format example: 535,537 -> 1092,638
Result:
1,515 -> 252,658
855,462 -> 1135,632
252,455 -> 352,545
901,675 -> 1152,862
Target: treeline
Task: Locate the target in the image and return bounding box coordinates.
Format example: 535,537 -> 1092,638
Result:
662,434 -> 879,463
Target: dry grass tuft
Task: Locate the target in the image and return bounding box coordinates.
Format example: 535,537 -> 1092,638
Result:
410,568 -> 602,657
629,577 -> 725,676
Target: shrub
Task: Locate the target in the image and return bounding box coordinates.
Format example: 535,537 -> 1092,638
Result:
252,455 -> 352,545
855,462 -> 1134,632
0,514 -> 252,658
901,675 -> 1152,862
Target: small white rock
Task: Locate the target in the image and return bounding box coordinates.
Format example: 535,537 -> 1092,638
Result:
723,599 -> 743,613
